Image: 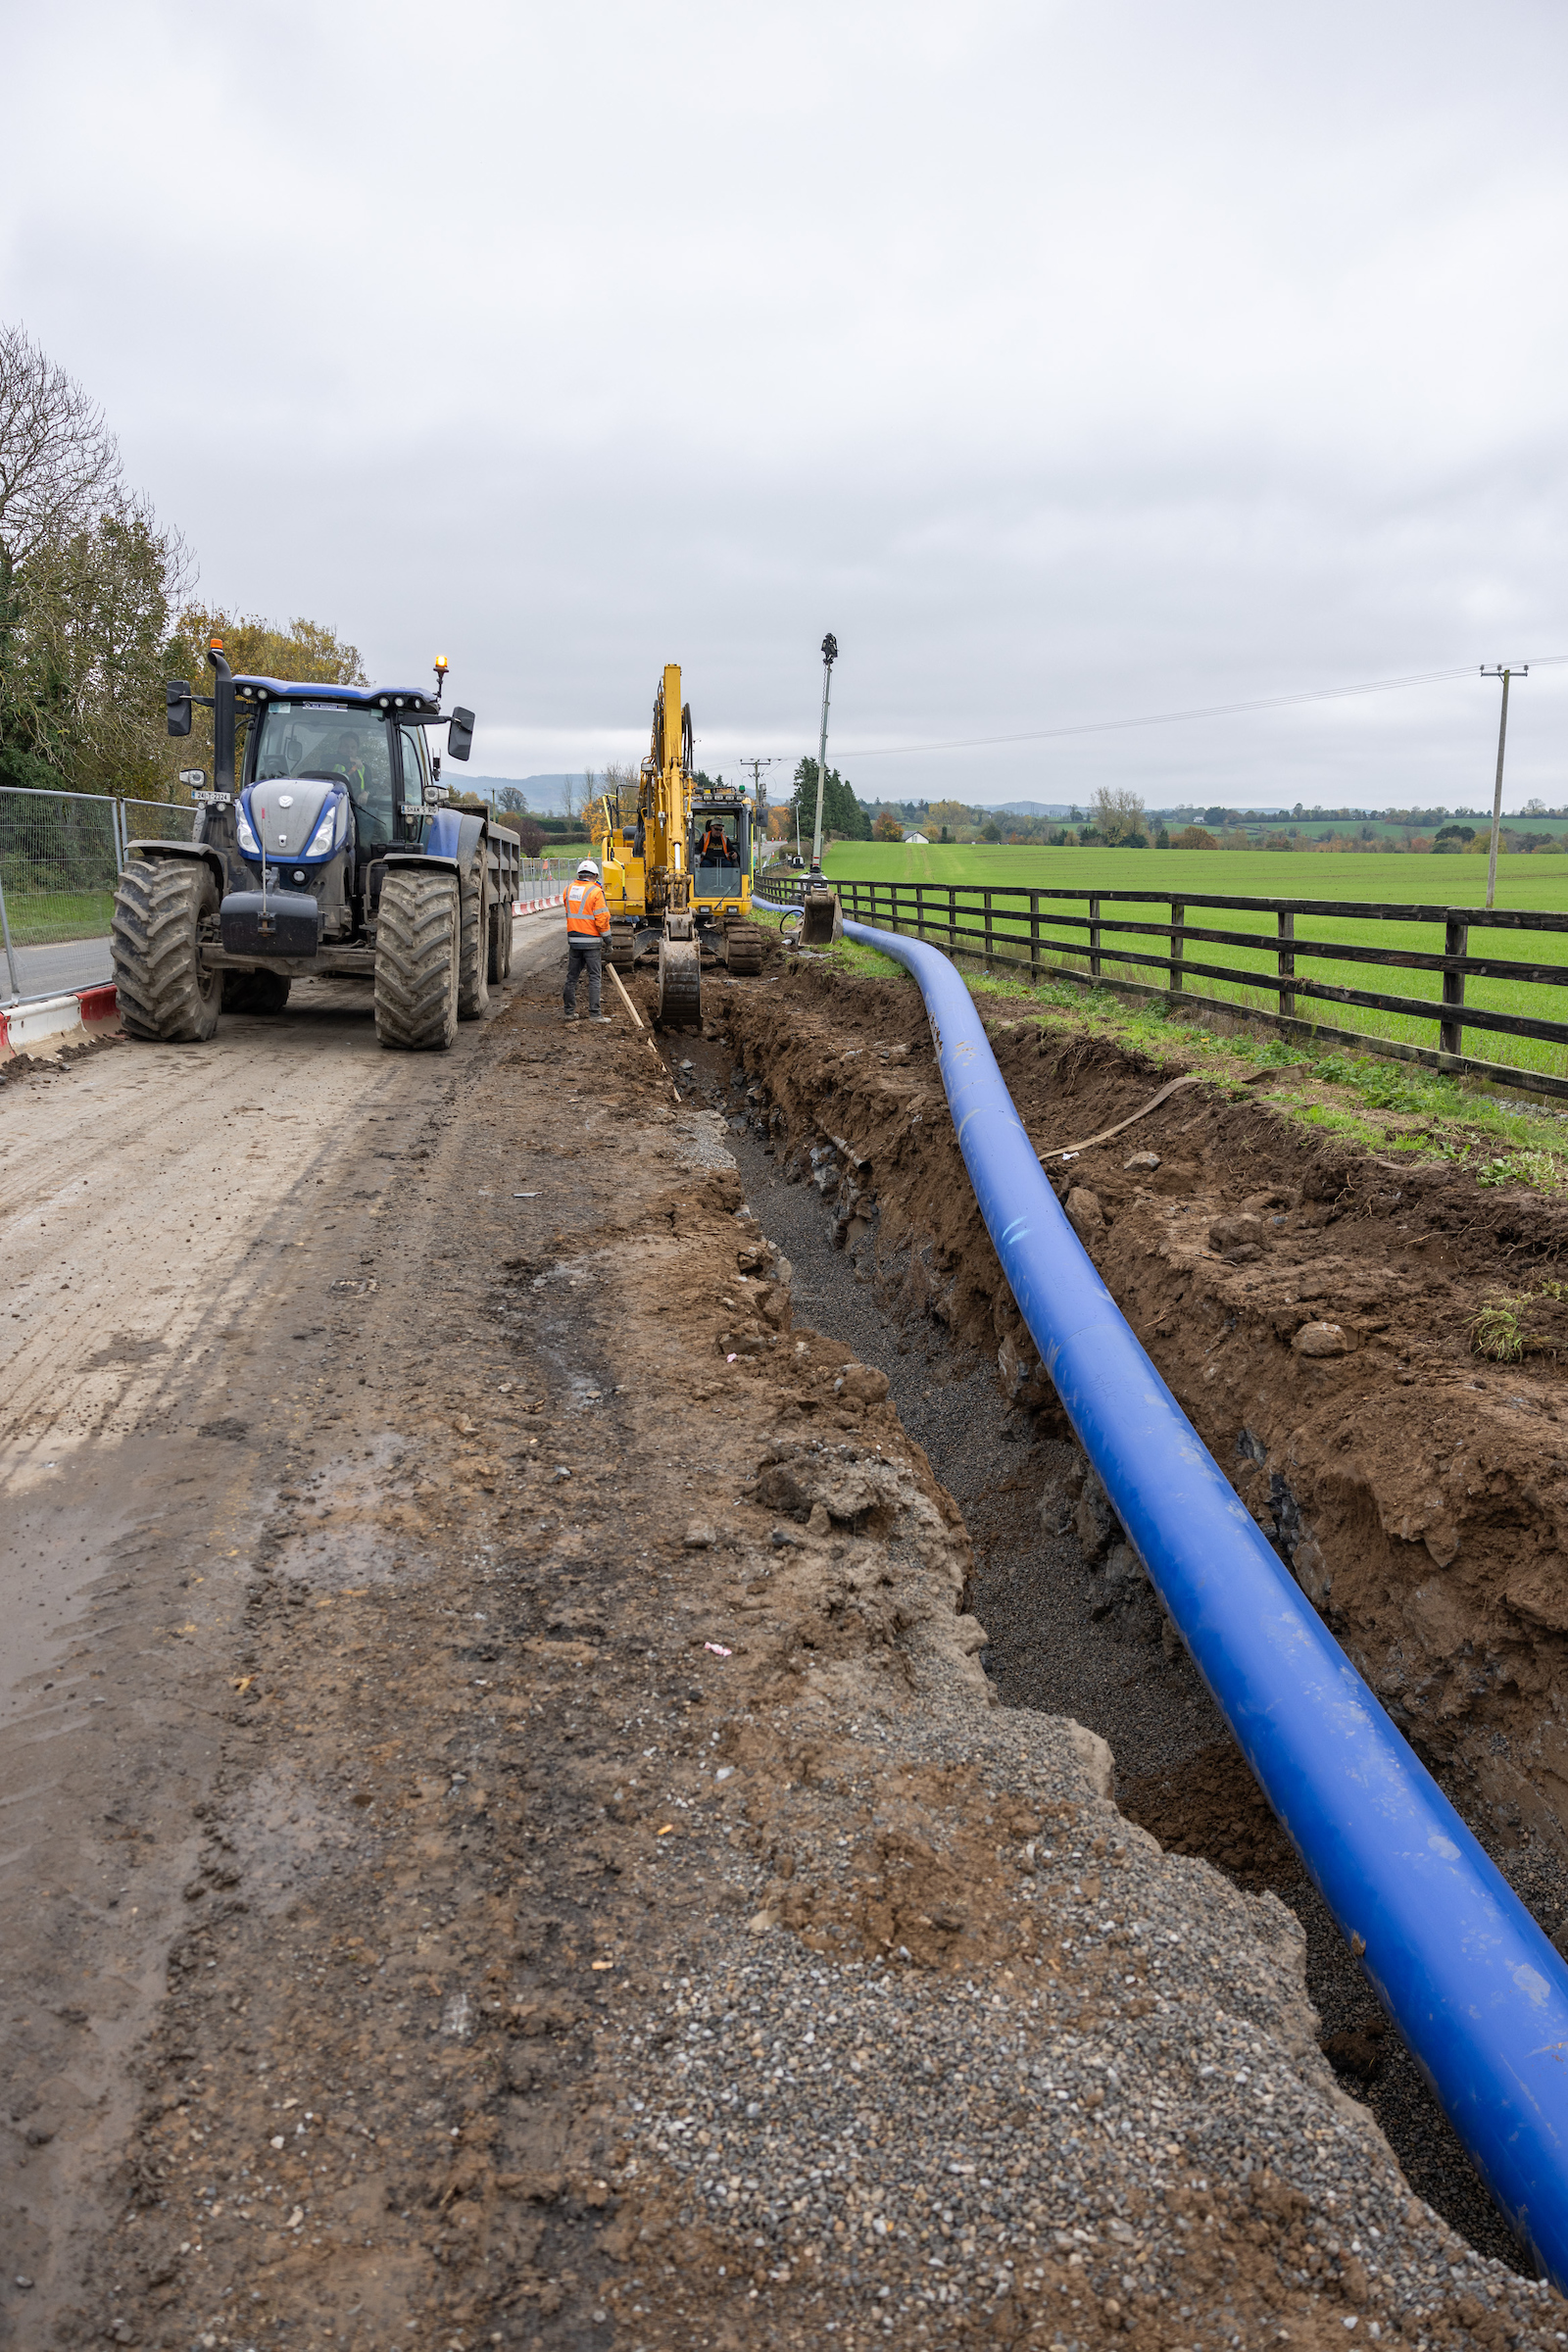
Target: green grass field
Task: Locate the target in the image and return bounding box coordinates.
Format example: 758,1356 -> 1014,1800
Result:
790,842 -> 1568,1083
2,887 -> 115,947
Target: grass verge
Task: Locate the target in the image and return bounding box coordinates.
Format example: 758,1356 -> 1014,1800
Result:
752,906 -> 1568,1196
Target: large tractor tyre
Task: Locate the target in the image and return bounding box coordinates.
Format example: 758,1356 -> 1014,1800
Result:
221,969 -> 292,1015
374,868 -> 460,1051
502,901 -> 514,978
458,851 -> 489,1020
656,933 -> 702,1029
110,858 -> 221,1043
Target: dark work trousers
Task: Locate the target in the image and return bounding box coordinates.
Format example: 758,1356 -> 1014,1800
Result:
564,940 -> 603,1015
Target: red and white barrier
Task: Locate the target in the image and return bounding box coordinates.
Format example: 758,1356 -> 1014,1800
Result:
513,892 -> 565,917
0,982 -> 121,1060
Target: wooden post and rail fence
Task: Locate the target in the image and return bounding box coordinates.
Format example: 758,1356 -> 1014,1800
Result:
760,872 -> 1568,1101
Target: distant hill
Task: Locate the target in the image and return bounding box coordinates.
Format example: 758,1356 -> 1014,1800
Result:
465,773 -> 584,814
980,800 -> 1077,817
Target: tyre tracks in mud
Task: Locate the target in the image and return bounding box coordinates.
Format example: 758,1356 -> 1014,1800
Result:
3,948 -> 1562,2350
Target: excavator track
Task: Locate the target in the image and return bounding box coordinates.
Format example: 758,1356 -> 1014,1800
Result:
657,934 -> 702,1028
609,924 -> 638,974
722,920 -> 763,977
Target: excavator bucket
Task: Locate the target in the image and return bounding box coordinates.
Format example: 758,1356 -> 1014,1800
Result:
657,933 -> 702,1028
800,888 -> 842,947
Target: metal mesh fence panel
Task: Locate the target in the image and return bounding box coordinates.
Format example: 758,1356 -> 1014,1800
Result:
121,797 -> 196,850
0,787 -> 195,1001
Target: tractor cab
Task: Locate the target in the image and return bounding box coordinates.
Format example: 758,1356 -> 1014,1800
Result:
235,680 -> 442,874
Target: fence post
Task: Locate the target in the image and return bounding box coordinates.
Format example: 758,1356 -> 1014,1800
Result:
1029,891 -> 1041,983
0,867 -> 19,1001
1278,908 -> 1296,1020
1089,895 -> 1102,981
1441,916 -> 1468,1057
949,887 -> 957,958
983,889 -> 994,969
1170,901 -> 1184,1000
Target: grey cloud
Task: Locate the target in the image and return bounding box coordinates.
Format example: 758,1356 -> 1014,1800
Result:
5,0 -> 1567,809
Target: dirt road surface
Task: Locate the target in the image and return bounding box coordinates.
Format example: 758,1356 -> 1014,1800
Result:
1,937 -> 1557,2351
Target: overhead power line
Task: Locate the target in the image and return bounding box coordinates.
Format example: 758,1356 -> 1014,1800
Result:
843,654 -> 1568,760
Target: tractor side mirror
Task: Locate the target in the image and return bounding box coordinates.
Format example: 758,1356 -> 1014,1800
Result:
447,706 -> 474,762
166,680 -> 192,738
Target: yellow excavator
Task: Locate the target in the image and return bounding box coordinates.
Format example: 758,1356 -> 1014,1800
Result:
595,662 -> 762,1028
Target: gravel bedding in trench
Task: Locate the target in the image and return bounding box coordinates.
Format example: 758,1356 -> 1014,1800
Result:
700,959 -> 1568,2277
661,999 -> 1568,2312
719,1096 -> 1551,2274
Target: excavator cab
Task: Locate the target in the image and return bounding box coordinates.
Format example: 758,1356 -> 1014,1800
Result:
690,797 -> 749,912
596,667 -> 763,1016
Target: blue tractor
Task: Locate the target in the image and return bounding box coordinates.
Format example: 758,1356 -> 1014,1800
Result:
110,642 -> 520,1049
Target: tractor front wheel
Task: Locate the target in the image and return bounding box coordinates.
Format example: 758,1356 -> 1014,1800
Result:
375,869 -> 460,1050
110,857 -> 220,1042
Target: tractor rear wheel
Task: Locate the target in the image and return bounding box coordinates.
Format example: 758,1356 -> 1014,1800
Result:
656,933 -> 702,1028
111,857 -> 220,1042
221,969 -> 291,1015
374,869 -> 459,1051
458,849 -> 489,1019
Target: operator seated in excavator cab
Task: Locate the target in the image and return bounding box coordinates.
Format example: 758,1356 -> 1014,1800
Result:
699,817 -> 727,866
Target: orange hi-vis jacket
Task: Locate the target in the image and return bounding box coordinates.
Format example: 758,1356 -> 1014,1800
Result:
564,879 -> 612,940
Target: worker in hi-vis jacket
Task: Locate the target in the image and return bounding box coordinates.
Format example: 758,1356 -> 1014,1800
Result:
563,858 -> 612,1023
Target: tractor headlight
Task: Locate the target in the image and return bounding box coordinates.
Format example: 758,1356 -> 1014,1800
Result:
305,803 -> 339,858
235,805 -> 261,857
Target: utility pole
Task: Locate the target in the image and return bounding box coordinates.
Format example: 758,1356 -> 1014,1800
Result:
1481,665 -> 1528,909
739,755 -> 776,854
810,633 -> 838,875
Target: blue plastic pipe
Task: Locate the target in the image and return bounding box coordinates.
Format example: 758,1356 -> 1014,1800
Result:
761,900 -> 1568,2281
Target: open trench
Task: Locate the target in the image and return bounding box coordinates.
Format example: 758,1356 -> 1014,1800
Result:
661,959 -> 1568,2279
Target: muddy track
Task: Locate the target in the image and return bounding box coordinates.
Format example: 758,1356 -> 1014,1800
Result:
4,946 -> 1566,2350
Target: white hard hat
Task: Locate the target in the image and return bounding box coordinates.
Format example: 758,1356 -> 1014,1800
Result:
577,858 -> 600,878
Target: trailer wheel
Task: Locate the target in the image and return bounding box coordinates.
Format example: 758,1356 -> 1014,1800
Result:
487,898 -> 514,985
457,848 -> 489,1019
221,969 -> 292,1015
375,868 -> 459,1051
111,857 -> 220,1042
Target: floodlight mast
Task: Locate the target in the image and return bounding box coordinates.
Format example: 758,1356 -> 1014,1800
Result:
809,633 -> 838,875
1481,664 -> 1528,910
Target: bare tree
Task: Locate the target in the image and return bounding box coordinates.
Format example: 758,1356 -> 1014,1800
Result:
580,767 -> 597,823
1089,785 -> 1147,844
601,759 -> 634,817
0,322 -> 122,578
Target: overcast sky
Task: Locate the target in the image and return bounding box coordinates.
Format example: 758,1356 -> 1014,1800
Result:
6,0 -> 1568,809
